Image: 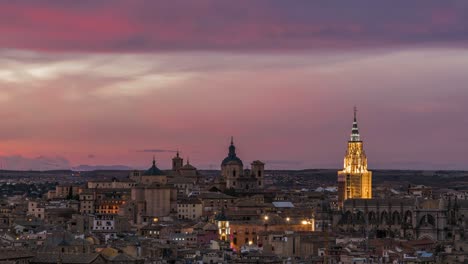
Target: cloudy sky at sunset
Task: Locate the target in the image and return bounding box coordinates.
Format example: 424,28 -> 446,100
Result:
0,1 -> 467,170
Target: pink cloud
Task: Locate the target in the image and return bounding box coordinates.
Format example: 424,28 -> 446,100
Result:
0,1 -> 467,52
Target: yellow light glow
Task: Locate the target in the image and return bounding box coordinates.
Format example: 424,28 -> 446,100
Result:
264,216 -> 269,221
302,220 -> 308,225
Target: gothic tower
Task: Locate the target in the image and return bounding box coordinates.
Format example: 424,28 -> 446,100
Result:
338,107 -> 372,207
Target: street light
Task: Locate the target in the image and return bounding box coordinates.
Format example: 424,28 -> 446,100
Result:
302,219 -> 315,231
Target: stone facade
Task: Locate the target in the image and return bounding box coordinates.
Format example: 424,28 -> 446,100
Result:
335,198 -> 467,241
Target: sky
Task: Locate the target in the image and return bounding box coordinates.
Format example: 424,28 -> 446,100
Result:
0,0 -> 468,170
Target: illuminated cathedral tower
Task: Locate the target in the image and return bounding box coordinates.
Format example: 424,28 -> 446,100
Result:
338,107 -> 372,207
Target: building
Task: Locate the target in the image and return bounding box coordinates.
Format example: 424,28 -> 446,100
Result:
129,159 -> 177,223
229,214 -> 312,251
47,185 -> 80,200
131,183 -> 177,223
338,107 -> 372,207
177,198 -> 203,220
408,185 -> 433,198
221,137 -> 265,191
335,197 -> 467,241
172,151 -> 184,172
199,192 -> 238,217
129,158 -> 168,185
28,201 -> 45,219
79,191 -> 95,214
87,178 -> 136,189
215,208 -> 230,241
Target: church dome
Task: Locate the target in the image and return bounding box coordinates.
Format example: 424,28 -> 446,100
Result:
221,137 -> 243,166
181,161 -> 196,170
144,158 -> 164,176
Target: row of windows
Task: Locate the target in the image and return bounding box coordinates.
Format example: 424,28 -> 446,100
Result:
231,237 -> 257,245
232,181 -> 262,187
178,215 -> 198,219
230,170 -> 263,177
173,237 -> 196,241
95,221 -> 113,226
178,209 -> 198,213
95,209 -> 118,214
97,205 -> 120,210
178,204 -> 198,207
94,226 -> 114,230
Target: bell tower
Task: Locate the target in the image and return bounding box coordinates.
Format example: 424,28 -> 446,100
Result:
221,137 -> 244,189
172,150 -> 183,172
251,160 -> 265,189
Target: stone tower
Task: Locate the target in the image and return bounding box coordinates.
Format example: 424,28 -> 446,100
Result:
251,160 -> 265,189
172,151 -> 183,172
338,107 -> 372,207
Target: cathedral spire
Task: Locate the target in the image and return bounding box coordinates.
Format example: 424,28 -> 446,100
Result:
230,136 -> 234,145
350,106 -> 361,142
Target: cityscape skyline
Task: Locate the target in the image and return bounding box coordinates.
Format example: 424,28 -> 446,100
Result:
0,105 -> 465,171
0,1 -> 467,170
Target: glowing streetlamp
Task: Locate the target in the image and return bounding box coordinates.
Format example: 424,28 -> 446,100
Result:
264,215 -> 269,231
302,219 -> 315,231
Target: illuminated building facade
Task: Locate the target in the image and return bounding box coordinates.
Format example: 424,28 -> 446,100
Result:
338,107 -> 372,207
215,208 -> 230,241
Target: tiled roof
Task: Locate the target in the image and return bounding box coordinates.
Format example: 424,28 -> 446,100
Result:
0,250 -> 34,260
32,253 -> 101,264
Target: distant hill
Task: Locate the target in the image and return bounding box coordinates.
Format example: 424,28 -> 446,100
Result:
72,165 -> 134,171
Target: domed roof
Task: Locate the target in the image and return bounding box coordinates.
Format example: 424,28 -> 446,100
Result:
180,159 -> 196,170
144,157 -> 164,176
215,207 -> 228,221
221,137 -> 243,166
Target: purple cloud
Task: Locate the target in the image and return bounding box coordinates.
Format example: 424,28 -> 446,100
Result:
0,1 -> 467,52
